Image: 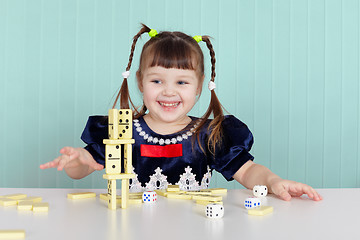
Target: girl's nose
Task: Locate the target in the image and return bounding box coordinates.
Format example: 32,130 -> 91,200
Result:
162,85 -> 176,96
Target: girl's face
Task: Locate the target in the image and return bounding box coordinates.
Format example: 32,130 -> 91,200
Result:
138,66 -> 203,125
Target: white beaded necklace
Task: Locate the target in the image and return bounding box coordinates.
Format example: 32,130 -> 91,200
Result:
133,119 -> 199,145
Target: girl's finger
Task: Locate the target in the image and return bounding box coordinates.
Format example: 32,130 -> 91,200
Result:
57,155 -> 70,171
39,156 -> 61,169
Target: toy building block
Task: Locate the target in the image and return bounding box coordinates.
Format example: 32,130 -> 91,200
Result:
0,230 -> 25,239
191,195 -> 222,202
3,194 -> 27,200
103,173 -> 135,180
17,196 -> 42,204
105,144 -> 122,174
67,192 -> 96,200
121,179 -> 130,209
130,192 -> 144,197
107,180 -> 117,210
17,201 -> 33,211
195,200 -> 223,206
185,190 -> 212,195
99,194 -> 143,205
103,139 -> 135,145
33,202 -> 49,212
166,192 -> 192,200
118,109 -> 133,139
200,188 -> 228,194
248,206 -> 274,216
108,109 -> 120,139
0,198 -> 18,207
124,143 -> 133,173
167,185 -> 180,192
154,189 -> 168,197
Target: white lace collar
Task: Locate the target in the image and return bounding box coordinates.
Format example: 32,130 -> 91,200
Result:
133,117 -> 199,145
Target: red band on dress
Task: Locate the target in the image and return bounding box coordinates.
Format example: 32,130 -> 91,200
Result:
141,144 -> 183,158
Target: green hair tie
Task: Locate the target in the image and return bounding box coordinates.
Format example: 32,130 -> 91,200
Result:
148,29 -> 158,38
193,35 -> 202,43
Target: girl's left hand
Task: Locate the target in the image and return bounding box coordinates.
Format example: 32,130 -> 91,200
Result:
269,178 -> 323,201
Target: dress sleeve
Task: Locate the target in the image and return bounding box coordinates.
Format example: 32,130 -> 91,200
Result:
80,116 -> 108,166
209,115 -> 254,181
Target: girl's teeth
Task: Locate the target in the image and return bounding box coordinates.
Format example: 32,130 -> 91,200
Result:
160,102 -> 179,107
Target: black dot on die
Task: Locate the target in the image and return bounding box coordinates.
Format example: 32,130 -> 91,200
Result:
112,165 -> 115,169
116,145 -> 119,149
122,130 -> 126,133
126,126 -> 129,129
126,111 -> 129,115
109,154 -> 112,157
119,111 -> 123,115
126,119 -> 129,123
120,119 -> 123,123
119,134 -> 122,137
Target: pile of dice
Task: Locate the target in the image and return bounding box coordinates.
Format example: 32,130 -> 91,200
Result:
244,185 -> 268,209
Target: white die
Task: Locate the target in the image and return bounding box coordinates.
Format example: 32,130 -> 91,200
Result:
142,191 -> 157,203
244,197 -> 261,209
205,203 -> 224,219
253,185 -> 268,197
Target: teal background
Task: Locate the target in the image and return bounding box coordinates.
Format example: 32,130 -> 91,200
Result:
0,0 -> 359,190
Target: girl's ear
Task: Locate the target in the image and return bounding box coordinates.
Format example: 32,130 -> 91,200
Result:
197,74 -> 205,96
136,71 -> 143,93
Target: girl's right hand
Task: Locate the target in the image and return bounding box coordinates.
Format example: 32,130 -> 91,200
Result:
39,147 -> 104,172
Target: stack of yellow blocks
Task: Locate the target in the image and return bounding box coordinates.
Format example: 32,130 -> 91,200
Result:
0,193 -> 49,212
155,185 -> 227,205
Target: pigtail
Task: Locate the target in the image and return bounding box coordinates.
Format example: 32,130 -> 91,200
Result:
112,24 -> 151,114
194,36 -> 224,155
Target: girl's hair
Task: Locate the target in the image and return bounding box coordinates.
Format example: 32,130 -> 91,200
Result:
113,23 -> 224,154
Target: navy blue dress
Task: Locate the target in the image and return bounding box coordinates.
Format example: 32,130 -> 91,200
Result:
81,115 -> 254,191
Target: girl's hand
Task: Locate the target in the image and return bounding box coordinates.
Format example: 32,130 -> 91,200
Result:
39,147 -> 104,172
269,178 -> 323,201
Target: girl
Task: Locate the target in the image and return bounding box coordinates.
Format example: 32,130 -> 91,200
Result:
40,24 -> 322,201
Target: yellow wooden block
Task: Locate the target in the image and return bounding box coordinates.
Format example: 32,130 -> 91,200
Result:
99,194 -> 143,205
121,179 -> 130,209
185,190 -> 212,195
17,196 -> 42,204
103,173 -> 136,180
67,192 -> 96,199
248,206 -> 274,216
108,109 -> 120,140
107,180 -> 117,210
167,185 -> 180,192
124,143 -> 133,174
129,192 -> 144,197
105,144 -> 122,174
0,198 -> 18,206
195,200 -> 223,206
166,192 -> 192,200
103,139 -> 135,145
191,195 -> 222,201
17,201 -> 33,211
154,189 -> 168,197
0,230 -> 25,239
33,202 -> 49,212
201,188 -> 228,194
118,109 -> 133,139
3,194 -> 27,200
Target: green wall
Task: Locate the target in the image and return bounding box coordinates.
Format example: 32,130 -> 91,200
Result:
1,0 -> 359,189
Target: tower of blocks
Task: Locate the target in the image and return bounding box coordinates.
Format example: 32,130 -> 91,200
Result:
103,109 -> 135,210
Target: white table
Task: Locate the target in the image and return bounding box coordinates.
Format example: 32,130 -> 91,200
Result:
0,188 -> 358,240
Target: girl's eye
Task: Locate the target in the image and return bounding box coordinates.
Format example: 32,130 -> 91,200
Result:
151,80 -> 161,84
177,81 -> 188,85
